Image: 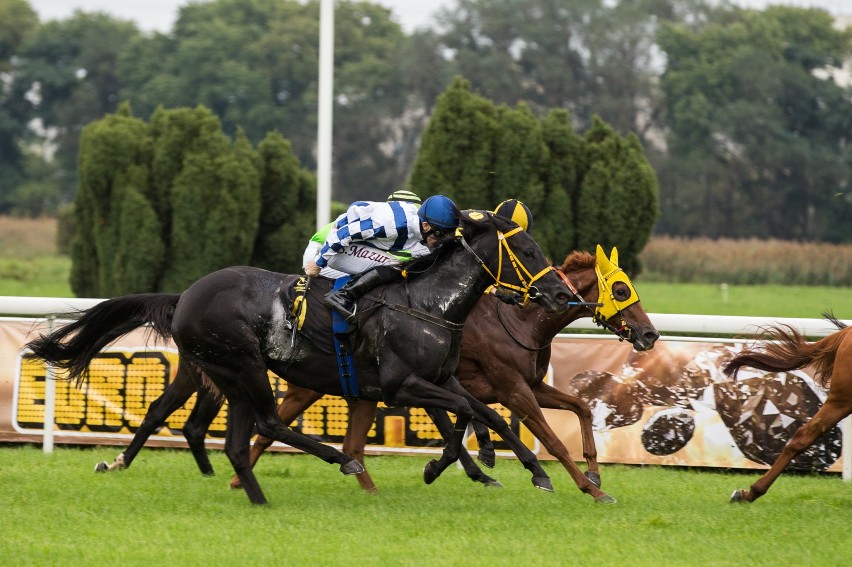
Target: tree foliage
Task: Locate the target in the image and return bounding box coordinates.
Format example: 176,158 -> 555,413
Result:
657,6 -> 852,241
411,79 -> 659,272
72,104 -> 314,296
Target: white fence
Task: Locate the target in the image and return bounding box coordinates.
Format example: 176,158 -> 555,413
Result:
2,295 -> 850,481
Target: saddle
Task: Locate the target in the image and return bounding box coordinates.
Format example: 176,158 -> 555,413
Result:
287,275 -> 360,398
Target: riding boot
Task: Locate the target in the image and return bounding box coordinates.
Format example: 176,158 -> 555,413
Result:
322,267 -> 394,320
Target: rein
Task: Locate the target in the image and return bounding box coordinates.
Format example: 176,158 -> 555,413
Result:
361,293 -> 464,332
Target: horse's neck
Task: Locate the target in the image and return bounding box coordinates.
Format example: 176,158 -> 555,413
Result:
406,248 -> 492,324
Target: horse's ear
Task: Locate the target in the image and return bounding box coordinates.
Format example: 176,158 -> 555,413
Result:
609,247 -> 619,266
596,244 -> 615,272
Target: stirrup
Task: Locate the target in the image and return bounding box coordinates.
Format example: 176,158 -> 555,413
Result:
322,291 -> 356,320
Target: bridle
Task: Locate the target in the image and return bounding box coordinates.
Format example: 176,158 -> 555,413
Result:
456,225 -> 552,305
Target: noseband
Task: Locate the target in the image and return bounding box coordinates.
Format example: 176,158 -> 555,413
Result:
456,226 -> 552,305
553,265 -> 635,343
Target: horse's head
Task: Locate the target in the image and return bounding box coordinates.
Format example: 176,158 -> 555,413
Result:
457,211 -> 572,312
558,245 -> 659,351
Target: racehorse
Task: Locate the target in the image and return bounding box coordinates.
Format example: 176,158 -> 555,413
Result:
25,211 -> 572,505
723,314 -> 852,503
86,245 -> 657,503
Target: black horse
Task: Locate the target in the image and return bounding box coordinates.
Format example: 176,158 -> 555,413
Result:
26,211 -> 572,505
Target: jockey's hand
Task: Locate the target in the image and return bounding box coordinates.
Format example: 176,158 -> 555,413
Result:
304,261 -> 320,277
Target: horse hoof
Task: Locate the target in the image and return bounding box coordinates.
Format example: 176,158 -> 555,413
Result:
585,471 -> 602,488
595,493 -> 617,504
532,476 -> 554,492
340,460 -> 365,476
478,449 -> 496,469
94,461 -> 109,473
423,459 -> 441,485
730,489 -> 749,503
483,479 -> 504,488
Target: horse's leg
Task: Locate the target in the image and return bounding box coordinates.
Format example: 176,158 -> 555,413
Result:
532,381 -> 603,488
229,386 -> 324,490
182,383 -> 224,476
341,400 -> 380,492
384,375 -> 476,484
222,397 -> 268,505
440,376 -> 555,493
469,419 -> 496,468
425,408 -> 502,487
94,361 -> 197,473
524,383 -> 614,502
731,398 -> 850,503
204,360 -> 364,504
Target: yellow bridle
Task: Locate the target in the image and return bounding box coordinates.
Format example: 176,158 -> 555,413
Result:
456,225 -> 553,305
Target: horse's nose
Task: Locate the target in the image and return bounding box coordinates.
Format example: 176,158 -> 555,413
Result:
555,291 -> 571,305
642,329 -> 661,348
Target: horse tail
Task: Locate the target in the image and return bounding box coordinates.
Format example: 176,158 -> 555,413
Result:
822,310 -> 847,330
25,293 -> 180,386
723,323 -> 846,389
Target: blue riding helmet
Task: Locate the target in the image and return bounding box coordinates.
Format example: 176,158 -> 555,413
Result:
418,195 -> 461,230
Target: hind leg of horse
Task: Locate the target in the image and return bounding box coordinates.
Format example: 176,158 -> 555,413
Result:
341,399 -> 380,492
94,363 -> 197,473
442,377 -> 554,492
222,398 -> 268,505
731,400 -> 850,503
532,382 -> 604,489
229,386 -> 324,490
425,408 -> 501,487
182,383 -> 224,476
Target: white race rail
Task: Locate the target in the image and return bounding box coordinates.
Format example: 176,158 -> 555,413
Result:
2,296 -> 850,480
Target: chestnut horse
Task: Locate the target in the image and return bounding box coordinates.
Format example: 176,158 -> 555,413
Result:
26,212 -> 572,505
723,314 -> 851,503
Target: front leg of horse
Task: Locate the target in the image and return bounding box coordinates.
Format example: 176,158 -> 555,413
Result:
450,385 -> 554,492
95,452 -> 128,473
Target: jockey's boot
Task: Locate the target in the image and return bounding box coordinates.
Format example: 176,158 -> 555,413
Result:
322,268 -> 390,320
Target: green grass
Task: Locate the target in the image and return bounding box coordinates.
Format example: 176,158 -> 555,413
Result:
1,446 -> 850,566
0,256 -> 72,297
634,282 -> 852,319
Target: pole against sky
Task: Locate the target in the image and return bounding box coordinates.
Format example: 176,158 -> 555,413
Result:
26,0 -> 852,33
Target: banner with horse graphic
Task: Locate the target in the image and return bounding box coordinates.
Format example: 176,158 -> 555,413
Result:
0,318 -> 845,473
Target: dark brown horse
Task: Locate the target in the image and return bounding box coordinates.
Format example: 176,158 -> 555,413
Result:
240,245 -> 658,502
26,212 -> 572,505
723,314 -> 852,503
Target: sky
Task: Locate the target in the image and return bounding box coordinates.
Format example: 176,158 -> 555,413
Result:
25,0 -> 852,34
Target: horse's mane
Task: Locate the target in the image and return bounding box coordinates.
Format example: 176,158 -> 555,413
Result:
558,250 -> 595,274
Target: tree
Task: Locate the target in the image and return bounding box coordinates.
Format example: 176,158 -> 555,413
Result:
118,0 -> 411,204
13,12 -> 141,207
411,78 -> 659,272
657,6 -> 852,241
72,104 -> 289,296
0,0 -> 39,213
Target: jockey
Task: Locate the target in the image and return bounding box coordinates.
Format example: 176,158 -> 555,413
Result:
304,193 -> 460,319
493,198 -> 533,234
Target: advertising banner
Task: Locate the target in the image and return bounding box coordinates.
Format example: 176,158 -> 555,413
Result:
0,318 -> 844,473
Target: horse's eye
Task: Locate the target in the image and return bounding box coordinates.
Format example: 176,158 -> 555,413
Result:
523,248 -> 535,258
613,283 -> 632,301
